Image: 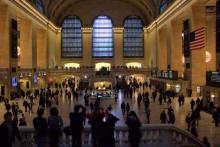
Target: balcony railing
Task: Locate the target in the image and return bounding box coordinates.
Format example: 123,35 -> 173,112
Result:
17,124 -> 204,147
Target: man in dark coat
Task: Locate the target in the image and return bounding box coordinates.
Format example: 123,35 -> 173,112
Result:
69,105 -> 86,147
99,109 -> 119,147
0,112 -> 22,147
33,108 -> 48,147
88,108 -> 104,147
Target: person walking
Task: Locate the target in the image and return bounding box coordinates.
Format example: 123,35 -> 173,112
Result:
190,99 -> 195,111
126,111 -> 142,147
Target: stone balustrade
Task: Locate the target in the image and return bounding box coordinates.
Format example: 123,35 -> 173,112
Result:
17,124 -> 204,147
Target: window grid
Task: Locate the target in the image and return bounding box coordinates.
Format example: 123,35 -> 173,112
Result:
62,16 -> 82,58
159,0 -> 173,14
123,16 -> 144,57
93,16 -> 113,57
35,0 -> 44,13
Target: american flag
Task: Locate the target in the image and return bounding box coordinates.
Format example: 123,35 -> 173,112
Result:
189,27 -> 206,50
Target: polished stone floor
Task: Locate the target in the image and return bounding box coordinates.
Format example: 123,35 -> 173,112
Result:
0,87 -> 220,147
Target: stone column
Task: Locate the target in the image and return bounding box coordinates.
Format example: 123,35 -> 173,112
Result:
190,4 -> 206,96
20,18 -> 33,68
206,11 -> 216,71
0,5 -> 10,68
82,28 -> 92,66
171,18 -> 184,77
37,28 -> 47,69
113,27 -> 123,66
158,26 -> 168,70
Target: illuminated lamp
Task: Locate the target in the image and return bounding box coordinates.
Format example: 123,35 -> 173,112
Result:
205,51 -> 211,63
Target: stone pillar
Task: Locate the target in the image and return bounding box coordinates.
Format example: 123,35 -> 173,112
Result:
0,5 -> 10,68
144,28 -> 152,68
113,28 -> 123,66
171,18 -> 184,77
47,29 -> 57,68
158,26 -> 168,70
20,18 -> 33,68
82,28 -> 92,66
37,28 -> 47,69
206,11 -> 216,71
167,22 -> 172,69
32,25 -> 37,69
190,4 -> 206,96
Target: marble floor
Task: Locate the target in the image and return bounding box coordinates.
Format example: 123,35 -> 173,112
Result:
0,87 -> 220,147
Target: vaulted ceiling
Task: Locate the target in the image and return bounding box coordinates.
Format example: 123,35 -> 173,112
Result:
41,0 -> 163,26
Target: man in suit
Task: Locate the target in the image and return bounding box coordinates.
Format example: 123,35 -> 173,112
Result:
0,112 -> 22,147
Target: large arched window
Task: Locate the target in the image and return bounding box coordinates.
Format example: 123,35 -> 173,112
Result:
62,16 -> 82,58
123,16 -> 144,57
93,16 -> 113,57
29,0 -> 44,13
36,0 -> 44,13
159,0 -> 173,14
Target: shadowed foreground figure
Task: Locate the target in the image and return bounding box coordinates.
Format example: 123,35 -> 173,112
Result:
126,111 -> 142,147
0,112 -> 22,147
69,104 -> 86,147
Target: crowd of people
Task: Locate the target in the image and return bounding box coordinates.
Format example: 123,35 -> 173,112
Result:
0,79 -> 216,147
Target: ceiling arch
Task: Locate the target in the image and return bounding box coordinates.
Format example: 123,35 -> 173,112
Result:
41,0 -> 162,26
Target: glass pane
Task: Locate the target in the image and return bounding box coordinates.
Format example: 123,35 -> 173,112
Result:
62,16 -> 82,58
123,16 -> 144,57
93,16 -> 113,57
36,0 -> 44,13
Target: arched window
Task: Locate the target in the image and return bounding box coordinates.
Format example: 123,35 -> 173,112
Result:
123,16 -> 144,57
61,16 -> 82,58
36,0 -> 44,13
93,16 -> 113,57
159,0 -> 173,14
28,0 -> 44,13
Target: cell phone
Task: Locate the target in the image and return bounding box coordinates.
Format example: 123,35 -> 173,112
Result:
103,117 -> 106,122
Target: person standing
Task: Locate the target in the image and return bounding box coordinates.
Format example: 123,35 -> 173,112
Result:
99,109 -> 119,147
152,90 -> 157,102
126,103 -> 130,114
0,112 -> 22,147
190,125 -> 198,137
88,108 -> 104,147
203,137 -> 210,147
168,111 -> 175,124
69,105 -> 86,147
121,102 -> 126,115
48,107 -> 63,147
33,109 -> 48,147
19,113 -> 27,126
145,108 -> 151,124
190,99 -> 195,111
160,110 -> 167,124
126,111 -> 142,147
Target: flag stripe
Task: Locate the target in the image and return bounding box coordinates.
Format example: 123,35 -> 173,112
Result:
190,27 -> 205,50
